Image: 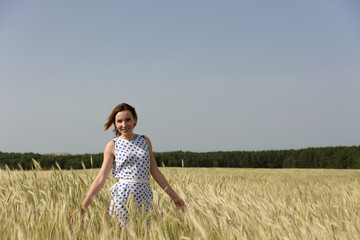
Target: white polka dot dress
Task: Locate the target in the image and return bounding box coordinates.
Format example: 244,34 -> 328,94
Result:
109,134 -> 153,225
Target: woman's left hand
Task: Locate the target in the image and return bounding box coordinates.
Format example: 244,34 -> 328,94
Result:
173,196 -> 186,212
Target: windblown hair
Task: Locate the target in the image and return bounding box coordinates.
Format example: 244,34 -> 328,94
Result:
104,103 -> 137,137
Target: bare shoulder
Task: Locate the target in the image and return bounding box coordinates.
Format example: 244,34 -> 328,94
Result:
106,139 -> 115,147
104,140 -> 115,154
143,135 -> 153,149
143,135 -> 151,143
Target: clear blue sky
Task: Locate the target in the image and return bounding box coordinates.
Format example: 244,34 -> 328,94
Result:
1,0 -> 360,154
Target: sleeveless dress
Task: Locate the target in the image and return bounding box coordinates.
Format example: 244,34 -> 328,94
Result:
108,134 -> 153,225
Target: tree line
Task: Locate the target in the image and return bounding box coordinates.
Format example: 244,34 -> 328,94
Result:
1,145 -> 360,170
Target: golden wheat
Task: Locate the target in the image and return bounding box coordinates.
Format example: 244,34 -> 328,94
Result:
0,164 -> 359,239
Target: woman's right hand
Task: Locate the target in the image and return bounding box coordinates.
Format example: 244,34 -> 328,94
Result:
69,207 -> 86,224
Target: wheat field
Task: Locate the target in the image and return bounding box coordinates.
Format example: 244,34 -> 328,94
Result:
0,163 -> 359,239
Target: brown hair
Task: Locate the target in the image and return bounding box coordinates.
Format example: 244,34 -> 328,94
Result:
104,103 -> 138,137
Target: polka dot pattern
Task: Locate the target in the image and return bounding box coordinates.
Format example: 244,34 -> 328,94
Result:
109,134 -> 153,226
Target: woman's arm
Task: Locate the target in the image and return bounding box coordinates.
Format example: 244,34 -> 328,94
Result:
144,136 -> 186,210
82,140 -> 115,208
70,140 -> 115,223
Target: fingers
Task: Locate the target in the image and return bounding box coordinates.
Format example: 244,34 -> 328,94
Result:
70,208 -> 83,224
175,199 -> 186,212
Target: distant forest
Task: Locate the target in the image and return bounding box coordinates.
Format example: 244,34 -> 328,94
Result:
1,145 -> 360,170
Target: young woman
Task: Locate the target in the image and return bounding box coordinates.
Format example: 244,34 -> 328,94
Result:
70,103 -> 185,225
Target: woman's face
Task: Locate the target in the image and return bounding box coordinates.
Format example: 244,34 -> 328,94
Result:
115,110 -> 137,136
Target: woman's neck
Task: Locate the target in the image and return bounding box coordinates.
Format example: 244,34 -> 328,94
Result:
120,133 -> 136,141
